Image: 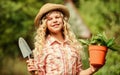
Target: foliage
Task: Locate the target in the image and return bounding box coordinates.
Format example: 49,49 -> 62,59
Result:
79,32 -> 119,51
78,0 -> 120,33
0,0 -> 37,57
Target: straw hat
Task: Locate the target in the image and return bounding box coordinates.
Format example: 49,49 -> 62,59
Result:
34,3 -> 70,27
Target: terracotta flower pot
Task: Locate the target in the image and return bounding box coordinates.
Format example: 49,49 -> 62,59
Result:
89,45 -> 108,67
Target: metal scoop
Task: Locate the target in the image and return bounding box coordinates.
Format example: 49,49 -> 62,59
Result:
18,37 -> 32,59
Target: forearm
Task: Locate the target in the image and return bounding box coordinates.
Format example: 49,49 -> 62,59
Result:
79,67 -> 95,75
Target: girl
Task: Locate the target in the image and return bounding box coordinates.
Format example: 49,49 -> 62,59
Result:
27,3 -> 101,75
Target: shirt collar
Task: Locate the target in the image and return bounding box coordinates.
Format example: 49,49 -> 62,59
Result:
46,35 -> 69,46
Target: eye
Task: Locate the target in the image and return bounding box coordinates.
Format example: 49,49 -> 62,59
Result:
56,15 -> 61,19
47,17 -> 52,21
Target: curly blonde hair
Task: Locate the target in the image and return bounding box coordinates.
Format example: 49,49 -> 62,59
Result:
33,11 -> 84,58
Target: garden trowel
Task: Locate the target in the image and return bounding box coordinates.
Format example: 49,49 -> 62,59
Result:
18,37 -> 32,59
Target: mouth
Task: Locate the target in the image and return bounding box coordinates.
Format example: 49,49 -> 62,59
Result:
53,24 -> 59,27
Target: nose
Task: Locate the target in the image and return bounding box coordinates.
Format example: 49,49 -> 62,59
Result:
52,18 -> 57,23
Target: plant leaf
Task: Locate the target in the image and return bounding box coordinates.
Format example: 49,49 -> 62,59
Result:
107,38 -> 115,47
79,39 -> 89,45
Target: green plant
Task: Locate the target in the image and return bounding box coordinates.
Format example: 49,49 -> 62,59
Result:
79,32 -> 119,51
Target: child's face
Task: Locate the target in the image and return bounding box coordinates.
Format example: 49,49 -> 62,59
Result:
46,11 -> 64,34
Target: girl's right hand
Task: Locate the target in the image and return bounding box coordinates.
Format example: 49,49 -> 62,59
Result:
26,59 -> 37,72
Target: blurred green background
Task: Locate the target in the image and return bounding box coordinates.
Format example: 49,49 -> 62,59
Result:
0,0 -> 120,75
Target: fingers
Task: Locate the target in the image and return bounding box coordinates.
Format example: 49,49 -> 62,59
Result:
27,59 -> 34,65
27,65 -> 36,72
26,59 -> 34,63
26,59 -> 37,72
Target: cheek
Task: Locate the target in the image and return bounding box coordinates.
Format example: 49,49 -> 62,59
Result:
61,20 -> 64,28
46,21 -> 51,28
46,24 -> 52,32
46,21 -> 50,26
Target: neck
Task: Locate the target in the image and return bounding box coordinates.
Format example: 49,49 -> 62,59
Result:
50,32 -> 64,42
